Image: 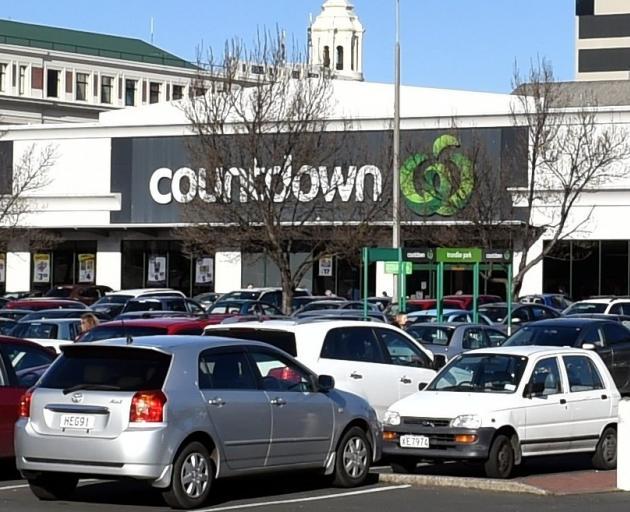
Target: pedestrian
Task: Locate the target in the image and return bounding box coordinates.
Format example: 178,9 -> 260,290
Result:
79,312 -> 99,334
394,310 -> 408,329
382,291 -> 389,297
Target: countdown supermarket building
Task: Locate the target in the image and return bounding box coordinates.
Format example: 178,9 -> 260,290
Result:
2,79 -> 630,300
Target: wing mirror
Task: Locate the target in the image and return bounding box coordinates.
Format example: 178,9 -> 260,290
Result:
418,382 -> 428,391
317,374 -> 335,392
582,342 -> 602,350
433,355 -> 447,371
524,382 -> 545,399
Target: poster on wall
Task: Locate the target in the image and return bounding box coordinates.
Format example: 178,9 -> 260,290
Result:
0,254 -> 5,283
78,254 -> 96,283
319,257 -> 333,277
33,253 -> 51,283
147,255 -> 167,284
195,257 -> 214,285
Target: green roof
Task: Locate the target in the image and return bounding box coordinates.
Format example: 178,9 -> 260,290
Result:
0,19 -> 196,70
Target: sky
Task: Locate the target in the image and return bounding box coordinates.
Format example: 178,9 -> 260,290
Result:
3,0 -> 575,93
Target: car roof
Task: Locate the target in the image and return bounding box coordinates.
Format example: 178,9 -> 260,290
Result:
20,318 -> 80,324
410,309 -> 469,315
465,345 -> 596,358
522,317 -> 610,328
97,318 -> 207,328
206,319 -> 393,332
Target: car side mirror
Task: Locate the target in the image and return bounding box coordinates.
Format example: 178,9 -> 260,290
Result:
418,382 -> 428,391
524,381 -> 545,398
511,317 -> 522,324
582,342 -> 596,350
318,374 -> 335,392
433,355 -> 446,371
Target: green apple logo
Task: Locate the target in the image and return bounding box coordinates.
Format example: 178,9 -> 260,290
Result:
400,134 -> 474,216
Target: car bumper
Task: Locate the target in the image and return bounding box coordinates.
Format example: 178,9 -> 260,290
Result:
15,419 -> 173,487
382,426 -> 496,460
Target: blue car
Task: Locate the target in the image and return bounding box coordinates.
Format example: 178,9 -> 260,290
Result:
518,294 -> 572,312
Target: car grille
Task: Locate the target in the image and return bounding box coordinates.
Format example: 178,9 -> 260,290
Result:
402,417 -> 451,427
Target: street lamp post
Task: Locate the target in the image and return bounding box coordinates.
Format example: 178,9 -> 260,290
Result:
392,0 -> 401,301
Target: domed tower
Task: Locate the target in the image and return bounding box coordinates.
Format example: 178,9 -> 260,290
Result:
308,0 -> 364,81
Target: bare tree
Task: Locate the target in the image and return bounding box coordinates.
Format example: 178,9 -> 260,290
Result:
178,30 -> 390,312
509,58 -> 630,297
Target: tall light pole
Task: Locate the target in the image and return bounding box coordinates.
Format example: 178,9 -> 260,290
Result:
392,0 -> 401,298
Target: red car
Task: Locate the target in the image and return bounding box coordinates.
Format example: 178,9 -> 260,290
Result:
405,299 -> 465,312
5,298 -> 88,311
76,317 -> 218,342
0,337 -> 56,460
443,294 -> 503,310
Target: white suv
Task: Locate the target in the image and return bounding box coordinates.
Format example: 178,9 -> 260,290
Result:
204,320 -> 436,419
564,297 -> 630,316
382,346 -> 620,478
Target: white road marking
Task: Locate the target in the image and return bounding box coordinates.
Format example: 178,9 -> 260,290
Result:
198,485 -> 412,512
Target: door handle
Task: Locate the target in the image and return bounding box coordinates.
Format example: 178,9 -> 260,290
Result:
602,394 -> 608,400
560,399 -> 567,405
400,376 -> 412,384
350,372 -> 363,380
208,398 -> 226,407
270,398 -> 287,406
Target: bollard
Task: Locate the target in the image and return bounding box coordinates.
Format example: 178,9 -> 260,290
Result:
618,399 -> 630,490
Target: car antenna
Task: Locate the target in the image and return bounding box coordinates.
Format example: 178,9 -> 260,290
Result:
121,315 -> 133,344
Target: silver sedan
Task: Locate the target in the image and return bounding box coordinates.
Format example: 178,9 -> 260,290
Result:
15,336 -> 381,509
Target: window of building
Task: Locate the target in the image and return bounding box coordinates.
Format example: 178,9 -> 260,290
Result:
149,82 -> 161,103
75,73 -> 88,101
336,46 -> 344,70
101,76 -> 113,104
323,46 -> 330,68
46,69 -> 60,98
125,79 -> 137,106
351,36 -> 357,71
172,85 -> 184,100
0,64 -> 6,92
18,65 -> 27,95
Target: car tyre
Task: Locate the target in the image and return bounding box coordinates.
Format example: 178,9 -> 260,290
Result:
390,459 -> 418,474
28,472 -> 78,501
162,441 -> 214,510
332,426 -> 371,487
484,434 -> 514,479
592,426 -> 617,470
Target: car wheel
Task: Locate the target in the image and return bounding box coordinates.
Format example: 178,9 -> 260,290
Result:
390,459 -> 418,474
592,426 -> 617,470
484,434 -> 514,479
28,472 -> 78,500
162,441 -> 214,510
332,426 -> 371,487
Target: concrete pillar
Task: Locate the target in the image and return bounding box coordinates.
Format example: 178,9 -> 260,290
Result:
618,398 -> 630,490
96,238 -> 121,291
6,251 -> 31,293
376,261 -> 394,299
215,251 -> 242,293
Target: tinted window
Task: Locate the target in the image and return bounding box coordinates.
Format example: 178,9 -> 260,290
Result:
204,328 -> 297,356
40,347 -> 171,391
406,325 -> 453,346
198,350 -> 257,390
486,329 -> 507,346
125,301 -> 163,312
565,302 -> 607,315
320,327 -> 383,363
2,343 -> 55,372
462,329 -> 491,350
166,299 -> 187,312
249,350 -> 314,392
94,295 -> 132,305
610,302 -> 630,315
186,300 -> 204,314
603,323 -> 630,344
46,288 -> 71,298
479,306 -> 507,322
503,326 -> 581,347
373,328 -> 429,368
209,302 -> 245,314
11,322 -> 58,339
582,327 -> 603,345
532,306 -> 556,320
79,325 -> 168,342
528,357 -> 562,396
564,355 -> 604,392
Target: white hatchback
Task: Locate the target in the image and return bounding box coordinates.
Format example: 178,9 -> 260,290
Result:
204,320 -> 437,419
381,346 -> 620,478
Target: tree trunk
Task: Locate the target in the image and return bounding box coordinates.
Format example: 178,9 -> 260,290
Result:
280,269 -> 295,316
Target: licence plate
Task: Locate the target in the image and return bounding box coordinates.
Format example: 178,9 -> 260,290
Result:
60,414 -> 96,429
400,435 -> 430,449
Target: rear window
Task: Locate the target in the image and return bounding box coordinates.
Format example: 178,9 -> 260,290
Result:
79,325 -> 168,342
406,325 -> 454,346
39,346 -> 171,391
12,322 -> 58,339
565,302 -> 607,315
205,328 -> 297,356
125,301 -> 164,312
95,295 -> 132,305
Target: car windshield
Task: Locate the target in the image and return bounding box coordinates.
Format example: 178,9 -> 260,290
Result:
406,325 -> 454,345
480,306 -> 507,322
94,295 -> 132,305
564,302 -> 608,315
502,326 -> 581,347
79,325 -> 168,342
428,354 -> 528,393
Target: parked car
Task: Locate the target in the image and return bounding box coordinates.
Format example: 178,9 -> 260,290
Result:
564,297 -> 630,316
0,318 -> 18,335
406,323 -> 508,365
293,300 -> 379,316
0,337 -> 56,460
291,295 -> 346,313
15,336 -> 380,508
204,319 -> 436,419
480,302 -> 561,329
120,297 -> 205,316
384,300 -> 465,322
0,297 -> 9,309
0,309 -> 34,321
502,317 -> 630,395
45,285 -> 113,305
219,288 -> 311,310
76,317 -> 219,342
192,292 -> 221,310
206,300 -> 284,322
5,298 -> 88,311
19,308 -> 112,323
91,288 -> 186,318
443,294 -> 503,310
407,308 -> 493,326
290,310 -> 388,322
382,346 -> 620,478
115,311 -> 194,321
519,294 -> 572,311
568,312 -> 630,328
10,319 -> 82,353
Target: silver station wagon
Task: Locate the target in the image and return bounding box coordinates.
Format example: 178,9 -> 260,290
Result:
15,336 -> 381,509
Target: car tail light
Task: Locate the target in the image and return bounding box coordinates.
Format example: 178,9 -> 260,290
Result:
130,390 -> 167,423
267,366 -> 302,384
19,389 -> 33,418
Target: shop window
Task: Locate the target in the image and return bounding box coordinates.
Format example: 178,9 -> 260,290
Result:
572,241 -> 599,300
101,76 -> 113,104
125,79 -> 137,106
76,73 -> 88,101
46,69 -> 59,98
601,240 -> 628,296
543,240 -> 571,298
172,85 -> 184,100
149,82 -> 161,103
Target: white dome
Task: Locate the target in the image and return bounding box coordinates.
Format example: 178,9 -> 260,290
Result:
311,0 -> 364,33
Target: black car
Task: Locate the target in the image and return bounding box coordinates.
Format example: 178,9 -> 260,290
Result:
503,317 -> 630,395
480,302 -> 561,329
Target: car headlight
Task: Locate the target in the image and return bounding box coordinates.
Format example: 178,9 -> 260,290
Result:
450,414 -> 481,429
383,410 -> 401,426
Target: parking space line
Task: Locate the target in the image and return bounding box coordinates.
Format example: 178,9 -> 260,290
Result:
198,485 -> 412,512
